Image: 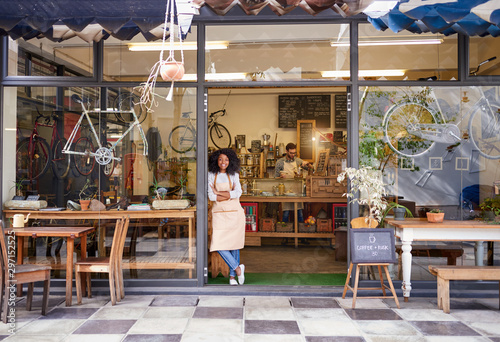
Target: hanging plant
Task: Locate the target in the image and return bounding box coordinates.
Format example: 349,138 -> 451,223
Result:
140,0 -> 185,110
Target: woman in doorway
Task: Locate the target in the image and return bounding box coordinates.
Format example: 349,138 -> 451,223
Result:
208,148 -> 246,285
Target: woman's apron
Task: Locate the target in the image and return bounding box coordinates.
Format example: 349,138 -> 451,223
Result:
282,160 -> 304,211
210,173 -> 245,252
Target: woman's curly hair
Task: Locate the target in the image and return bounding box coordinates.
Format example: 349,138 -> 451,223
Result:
208,148 -> 240,175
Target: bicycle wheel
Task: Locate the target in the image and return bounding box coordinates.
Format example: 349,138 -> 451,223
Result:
383,102 -> 438,158
169,125 -> 196,153
16,137 -> 51,181
210,123 -> 231,149
114,93 -> 147,124
74,137 -> 96,176
468,101 -> 500,159
51,138 -> 71,179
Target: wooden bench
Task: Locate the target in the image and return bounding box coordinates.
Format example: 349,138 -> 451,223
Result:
396,245 -> 464,280
428,265 -> 500,313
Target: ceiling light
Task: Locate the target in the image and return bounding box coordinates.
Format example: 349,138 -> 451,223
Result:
330,39 -> 443,47
128,41 -> 228,51
321,70 -> 406,78
181,73 -> 248,81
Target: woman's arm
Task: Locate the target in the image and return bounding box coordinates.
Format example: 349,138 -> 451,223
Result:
207,172 -> 217,202
229,173 -> 242,199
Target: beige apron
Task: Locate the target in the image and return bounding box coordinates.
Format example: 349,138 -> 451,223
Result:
210,173 -> 245,252
283,160 -> 303,211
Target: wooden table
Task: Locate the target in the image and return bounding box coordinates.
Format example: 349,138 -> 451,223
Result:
240,196 -> 345,247
9,226 -> 96,306
4,208 -> 196,275
385,218 -> 500,302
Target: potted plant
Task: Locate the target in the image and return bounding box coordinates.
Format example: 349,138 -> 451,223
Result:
479,195 -> 500,221
11,178 -> 26,197
380,202 -> 414,225
79,179 -> 95,211
426,209 -> 445,223
337,166 -> 387,222
150,175 -> 190,210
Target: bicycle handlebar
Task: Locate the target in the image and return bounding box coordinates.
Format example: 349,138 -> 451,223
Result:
210,109 -> 226,118
470,56 -> 497,76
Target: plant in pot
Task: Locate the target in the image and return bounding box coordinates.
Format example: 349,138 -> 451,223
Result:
337,166 -> 387,222
479,195 -> 500,221
380,202 -> 414,226
11,178 -> 26,198
79,179 -> 95,211
426,209 -> 445,223
150,175 -> 190,210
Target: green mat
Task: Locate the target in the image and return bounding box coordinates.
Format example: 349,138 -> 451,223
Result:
207,273 -> 347,286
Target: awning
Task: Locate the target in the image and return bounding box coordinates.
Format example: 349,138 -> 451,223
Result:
0,0 -> 375,43
0,1 -> 499,43
367,0 -> 500,37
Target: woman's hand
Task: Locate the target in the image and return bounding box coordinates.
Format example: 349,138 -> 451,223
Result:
211,184 -> 230,202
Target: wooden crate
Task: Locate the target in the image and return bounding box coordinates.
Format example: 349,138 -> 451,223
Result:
299,223 -> 316,233
317,219 -> 332,232
260,218 -> 275,232
276,222 -> 293,232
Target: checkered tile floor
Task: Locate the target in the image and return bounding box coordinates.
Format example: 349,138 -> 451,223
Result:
2,293 -> 500,341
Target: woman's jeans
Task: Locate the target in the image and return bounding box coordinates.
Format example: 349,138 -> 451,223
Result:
218,250 -> 240,277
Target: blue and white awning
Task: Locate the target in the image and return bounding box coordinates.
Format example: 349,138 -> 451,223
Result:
367,0 -> 500,36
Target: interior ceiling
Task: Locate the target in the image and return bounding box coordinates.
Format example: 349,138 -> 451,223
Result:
0,0 -> 498,45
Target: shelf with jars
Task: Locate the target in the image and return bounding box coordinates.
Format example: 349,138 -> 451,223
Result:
237,152 -> 264,180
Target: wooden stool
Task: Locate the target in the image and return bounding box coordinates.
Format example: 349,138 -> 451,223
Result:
209,252 -> 229,278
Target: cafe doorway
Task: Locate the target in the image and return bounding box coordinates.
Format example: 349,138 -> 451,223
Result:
206,86 -> 349,286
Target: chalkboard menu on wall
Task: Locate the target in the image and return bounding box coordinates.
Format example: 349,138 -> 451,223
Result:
334,94 -> 348,129
349,228 -> 397,264
297,120 -> 316,162
279,95 -> 331,128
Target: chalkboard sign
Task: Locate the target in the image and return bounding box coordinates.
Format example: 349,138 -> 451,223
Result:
334,94 -> 347,129
350,228 -> 397,264
297,120 -> 315,162
279,95 -> 331,128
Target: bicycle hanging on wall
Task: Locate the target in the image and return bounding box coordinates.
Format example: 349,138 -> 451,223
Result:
380,57 -> 500,160
62,94 -> 148,175
16,109 -> 71,181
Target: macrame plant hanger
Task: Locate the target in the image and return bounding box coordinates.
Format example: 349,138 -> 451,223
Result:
140,0 -> 185,110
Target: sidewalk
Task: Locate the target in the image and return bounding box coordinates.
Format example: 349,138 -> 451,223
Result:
1,290 -> 499,341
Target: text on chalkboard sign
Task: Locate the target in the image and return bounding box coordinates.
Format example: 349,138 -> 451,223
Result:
349,228 -> 397,264
279,95 -> 331,128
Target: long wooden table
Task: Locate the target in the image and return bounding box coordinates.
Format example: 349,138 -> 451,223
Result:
4,208 -> 196,275
240,196 -> 345,247
385,218 -> 500,302
8,226 -> 95,306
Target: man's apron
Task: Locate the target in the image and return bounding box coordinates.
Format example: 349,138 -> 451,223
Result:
283,160 -> 303,211
210,173 -> 245,252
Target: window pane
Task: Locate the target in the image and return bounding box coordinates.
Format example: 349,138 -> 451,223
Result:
8,85 -> 197,280
358,24 -> 457,81
469,36 -> 500,76
10,37 -> 93,77
103,27 -> 198,82
359,85 -> 500,280
206,24 -> 350,81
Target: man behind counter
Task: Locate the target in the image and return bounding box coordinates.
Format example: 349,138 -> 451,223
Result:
275,143 -> 310,233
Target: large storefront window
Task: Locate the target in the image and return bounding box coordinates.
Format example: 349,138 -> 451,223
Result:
205,24 -> 350,81
359,85 -> 500,280
7,85 -> 197,280
358,24 -> 457,81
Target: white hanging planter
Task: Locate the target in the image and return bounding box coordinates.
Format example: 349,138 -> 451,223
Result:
160,60 -> 185,82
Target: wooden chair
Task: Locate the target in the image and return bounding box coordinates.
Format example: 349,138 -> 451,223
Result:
0,220 -> 51,322
342,217 -> 400,309
75,216 -> 129,305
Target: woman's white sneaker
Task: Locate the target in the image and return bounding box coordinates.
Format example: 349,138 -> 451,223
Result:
237,264 -> 245,285
229,278 -> 238,286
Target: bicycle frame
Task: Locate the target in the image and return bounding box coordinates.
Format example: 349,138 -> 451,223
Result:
63,95 -> 148,165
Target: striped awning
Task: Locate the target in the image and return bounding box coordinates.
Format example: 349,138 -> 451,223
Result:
367,0 -> 500,37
